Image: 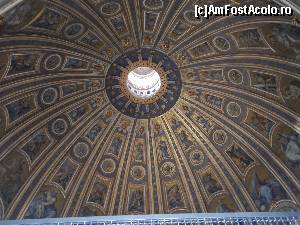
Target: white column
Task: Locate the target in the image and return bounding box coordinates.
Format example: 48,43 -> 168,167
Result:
0,0 -> 24,16
274,0 -> 300,15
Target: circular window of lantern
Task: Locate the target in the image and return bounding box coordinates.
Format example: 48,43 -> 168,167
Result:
127,67 -> 161,98
119,61 -> 168,105
105,49 -> 182,119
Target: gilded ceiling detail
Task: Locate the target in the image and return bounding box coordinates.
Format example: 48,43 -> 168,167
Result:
0,0 -> 300,220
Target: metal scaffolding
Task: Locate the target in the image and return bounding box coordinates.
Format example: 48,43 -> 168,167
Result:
0,212 -> 299,225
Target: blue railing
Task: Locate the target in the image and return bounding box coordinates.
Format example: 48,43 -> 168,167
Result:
0,212 -> 300,225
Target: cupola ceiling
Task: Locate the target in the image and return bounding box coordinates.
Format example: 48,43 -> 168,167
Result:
0,0 -> 300,220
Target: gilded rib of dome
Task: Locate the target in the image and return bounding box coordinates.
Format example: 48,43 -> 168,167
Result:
0,0 -> 300,220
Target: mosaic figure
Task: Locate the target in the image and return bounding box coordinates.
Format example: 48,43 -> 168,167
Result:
31,9 -> 64,31
22,131 -> 50,162
196,115 -> 213,132
205,94 -> 223,109
267,24 -> 300,59
65,58 -> 88,69
232,29 -> 266,48
86,124 -> 103,142
79,206 -> 98,217
108,136 -> 123,156
5,4 -> 31,27
166,184 -> 184,210
25,191 -> 57,219
52,159 -> 76,191
178,130 -> 193,149
201,70 -> 223,81
69,106 -> 87,123
246,111 -> 275,139
81,32 -> 104,49
251,173 -> 287,211
215,199 -> 233,213
170,20 -> 190,40
284,80 -> 300,100
279,132 -> 300,169
128,190 -> 144,213
110,16 -> 127,34
89,181 -> 108,207
189,42 -> 213,58
134,143 -> 144,162
0,155 -> 28,208
202,172 -> 222,195
145,12 -> 158,32
8,54 -> 38,75
3,0 -> 40,30
227,144 -> 254,173
6,97 -> 34,122
62,83 -> 81,96
251,72 -> 277,95
158,140 -> 170,160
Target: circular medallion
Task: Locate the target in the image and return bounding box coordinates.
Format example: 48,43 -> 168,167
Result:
51,118 -> 67,135
41,88 -> 58,105
100,2 -> 121,16
73,142 -> 90,159
213,130 -> 228,145
161,161 -> 176,177
100,158 -> 116,174
44,54 -> 62,71
213,36 -> 230,51
226,102 -> 242,118
184,10 -> 202,25
64,23 -> 85,39
130,165 -> 146,181
228,69 -> 243,84
190,150 -> 204,166
106,49 -> 182,119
